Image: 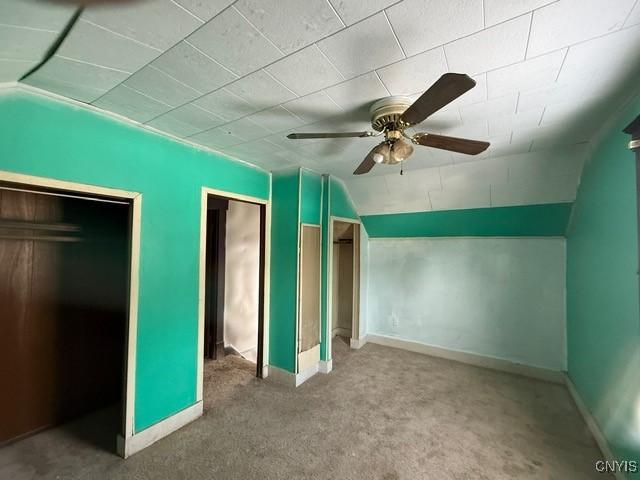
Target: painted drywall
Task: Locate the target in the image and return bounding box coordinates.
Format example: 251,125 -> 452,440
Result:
300,169 -> 322,225
0,89 -> 270,432
329,176 -> 358,221
268,169 -> 299,373
224,200 -> 260,363
367,237 -> 566,371
361,203 -> 573,238
566,95 -> 640,470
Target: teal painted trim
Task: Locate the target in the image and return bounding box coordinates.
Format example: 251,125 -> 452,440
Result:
329,176 -> 358,220
566,95 -> 640,468
320,176 -> 330,361
269,170 -> 300,373
0,91 -> 269,432
300,169 -> 322,225
361,203 -> 573,238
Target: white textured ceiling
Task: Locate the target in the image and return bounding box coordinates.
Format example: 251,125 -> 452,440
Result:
2,0 -> 640,214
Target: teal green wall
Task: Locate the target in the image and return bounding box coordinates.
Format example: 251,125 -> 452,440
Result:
300,169 -> 322,225
269,169 -> 300,373
0,90 -> 270,432
361,203 -> 573,238
567,96 -> 640,474
329,176 -> 359,221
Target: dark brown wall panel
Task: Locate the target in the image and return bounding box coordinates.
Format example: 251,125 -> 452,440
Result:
0,189 -> 129,444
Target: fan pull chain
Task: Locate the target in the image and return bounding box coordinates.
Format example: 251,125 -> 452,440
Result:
400,164 -> 404,175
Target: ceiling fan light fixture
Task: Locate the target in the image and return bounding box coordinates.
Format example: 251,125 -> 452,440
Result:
372,142 -> 390,164
390,138 -> 414,164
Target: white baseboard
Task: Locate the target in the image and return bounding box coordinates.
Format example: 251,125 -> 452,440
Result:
366,334 -> 564,384
117,401 -> 203,458
350,335 -> 368,350
564,374 -> 624,480
267,364 -> 319,387
332,327 -> 352,338
319,359 -> 333,373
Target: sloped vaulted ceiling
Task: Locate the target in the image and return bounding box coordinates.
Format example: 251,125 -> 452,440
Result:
2,0 -> 640,215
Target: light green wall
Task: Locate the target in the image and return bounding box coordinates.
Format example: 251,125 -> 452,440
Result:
268,169 -> 299,373
361,203 -> 573,238
0,90 -> 270,432
567,95 -> 640,474
300,169 -> 322,225
328,176 -> 359,221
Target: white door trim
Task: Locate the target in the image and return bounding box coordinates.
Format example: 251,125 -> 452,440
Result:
327,216 -> 361,361
197,187 -> 271,401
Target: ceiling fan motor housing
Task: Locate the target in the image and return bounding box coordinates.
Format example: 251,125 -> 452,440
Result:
369,96 -> 413,131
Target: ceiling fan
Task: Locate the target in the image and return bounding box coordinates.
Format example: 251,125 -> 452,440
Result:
287,73 -> 490,175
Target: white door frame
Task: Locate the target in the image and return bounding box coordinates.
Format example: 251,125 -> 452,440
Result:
0,170 -> 142,442
327,216 -> 361,360
197,187 -> 271,400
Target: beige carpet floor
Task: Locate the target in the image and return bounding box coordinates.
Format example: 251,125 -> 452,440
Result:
0,338 -> 608,479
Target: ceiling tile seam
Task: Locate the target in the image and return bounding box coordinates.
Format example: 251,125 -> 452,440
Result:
324,0 -> 346,28
522,11 -> 534,59
192,87 -> 257,121
118,84 -> 175,109
182,39 -> 240,78
552,47 -> 571,85
624,0 -> 640,25
168,0 -> 206,24
54,55 -> 132,74
184,119 -> 252,143
441,45 -> 451,72
79,19 -> 163,52
537,106 -> 547,127
230,5 -> 286,56
145,64 -> 203,95
261,68 -> 299,97
0,22 -> 59,33
374,70 -> 392,97
382,9 -> 407,59
481,0 -> 486,29
514,92 -> 521,114
313,44 -> 346,81
279,104 -> 310,124
190,103 -> 229,122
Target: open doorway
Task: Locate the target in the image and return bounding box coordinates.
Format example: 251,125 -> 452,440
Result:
330,218 -> 361,362
0,181 -> 133,454
202,193 -> 266,410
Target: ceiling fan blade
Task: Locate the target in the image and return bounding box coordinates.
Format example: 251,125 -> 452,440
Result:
414,133 -> 490,155
287,131 -> 374,139
353,143 -> 386,175
399,73 -> 476,126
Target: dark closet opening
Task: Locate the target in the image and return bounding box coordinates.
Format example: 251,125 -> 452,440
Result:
203,195 -> 265,382
0,183 -> 131,453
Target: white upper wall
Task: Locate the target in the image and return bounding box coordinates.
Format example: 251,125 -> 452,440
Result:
365,237 -> 566,371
